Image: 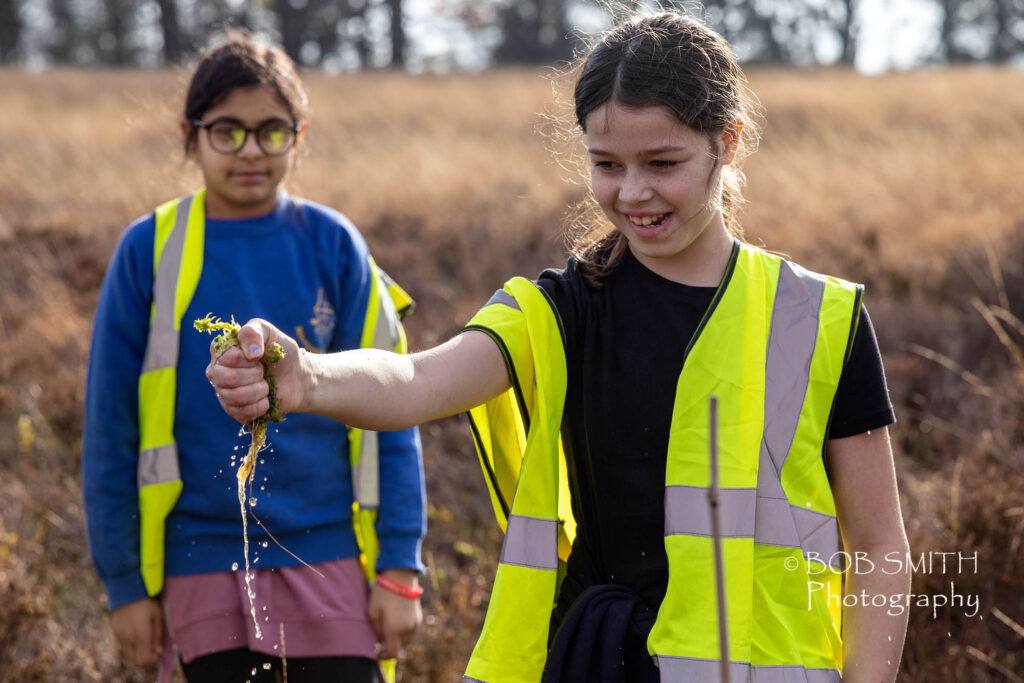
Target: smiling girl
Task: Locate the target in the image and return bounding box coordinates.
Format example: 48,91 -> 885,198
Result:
207,11 -> 911,683
82,32 -> 425,683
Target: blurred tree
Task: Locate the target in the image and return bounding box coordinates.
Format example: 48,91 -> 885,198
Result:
388,0 -> 405,67
103,0 -> 135,65
273,0 -> 305,63
493,0 -> 573,64
932,0 -> 1024,63
0,0 -> 21,62
47,0 -> 76,63
938,0 -> 977,62
837,0 -> 858,64
991,0 -> 1023,62
157,0 -> 183,64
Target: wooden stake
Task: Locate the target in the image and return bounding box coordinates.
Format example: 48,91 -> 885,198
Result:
708,395 -> 731,683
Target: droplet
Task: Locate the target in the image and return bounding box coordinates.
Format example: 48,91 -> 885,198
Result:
252,667 -> 258,675
249,497 -> 258,507
261,541 -> 269,548
232,562 -> 239,571
263,663 -> 272,670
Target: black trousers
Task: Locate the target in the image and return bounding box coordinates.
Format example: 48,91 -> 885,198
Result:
183,648 -> 378,683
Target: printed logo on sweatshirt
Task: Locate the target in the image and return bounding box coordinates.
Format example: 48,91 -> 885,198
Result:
295,288 -> 335,354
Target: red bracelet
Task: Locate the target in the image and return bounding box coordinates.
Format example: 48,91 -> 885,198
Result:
375,574 -> 424,599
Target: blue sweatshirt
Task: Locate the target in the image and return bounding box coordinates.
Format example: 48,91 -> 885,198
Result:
82,195 -> 426,610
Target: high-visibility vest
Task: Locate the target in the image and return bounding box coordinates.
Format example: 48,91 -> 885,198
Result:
137,190 -> 413,598
463,242 -> 862,683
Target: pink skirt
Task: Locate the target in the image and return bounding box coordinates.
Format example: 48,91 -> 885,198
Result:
161,557 -> 379,663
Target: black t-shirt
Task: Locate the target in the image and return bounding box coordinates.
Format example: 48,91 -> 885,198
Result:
534,249 -> 896,628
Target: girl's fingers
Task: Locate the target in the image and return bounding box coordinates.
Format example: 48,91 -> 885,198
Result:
217,382 -> 270,409
237,318 -> 276,361
208,362 -> 265,390
210,341 -> 260,369
220,395 -> 270,423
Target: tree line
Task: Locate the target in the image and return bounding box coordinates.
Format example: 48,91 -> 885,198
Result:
0,0 -> 1022,70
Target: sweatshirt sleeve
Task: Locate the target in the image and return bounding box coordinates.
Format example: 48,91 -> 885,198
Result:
81,216 -> 155,609
332,218 -> 427,573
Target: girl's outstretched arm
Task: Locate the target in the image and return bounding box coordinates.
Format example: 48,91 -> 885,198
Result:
827,427 -> 911,683
206,318 -> 511,430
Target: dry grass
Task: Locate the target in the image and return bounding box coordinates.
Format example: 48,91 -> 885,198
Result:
1,65 -> 1022,681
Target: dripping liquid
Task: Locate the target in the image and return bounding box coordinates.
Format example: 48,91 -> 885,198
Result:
236,422 -> 324,641
237,419 -> 265,640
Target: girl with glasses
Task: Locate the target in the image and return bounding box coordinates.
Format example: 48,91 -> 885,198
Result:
209,8 -> 912,683
82,30 -> 426,683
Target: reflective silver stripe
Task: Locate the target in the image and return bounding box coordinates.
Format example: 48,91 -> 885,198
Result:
352,431 -> 380,510
462,677 -> 487,683
656,656 -> 841,682
754,492 -> 842,568
499,514 -> 557,571
138,443 -> 181,487
657,657 -> 750,681
371,279 -> 402,351
792,505 -> 842,569
754,445 -> 800,548
485,289 -> 520,311
665,485 -> 756,538
761,260 -> 824,474
753,260 -> 841,567
142,194 -> 193,373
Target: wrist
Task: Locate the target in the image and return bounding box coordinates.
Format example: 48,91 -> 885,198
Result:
379,568 -> 418,583
298,347 -> 316,413
376,573 -> 423,599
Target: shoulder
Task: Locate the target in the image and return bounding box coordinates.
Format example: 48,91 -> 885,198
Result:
120,212 -> 157,248
279,195 -> 371,257
738,247 -> 863,312
536,257 -> 588,307
108,212 -> 157,275
753,246 -> 861,290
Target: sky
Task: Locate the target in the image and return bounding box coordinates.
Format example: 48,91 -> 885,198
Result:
14,0 -> 976,73
855,0 -> 944,73
403,0 -> 948,74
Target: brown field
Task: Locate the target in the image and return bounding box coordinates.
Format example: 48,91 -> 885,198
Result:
1,65 -> 1023,681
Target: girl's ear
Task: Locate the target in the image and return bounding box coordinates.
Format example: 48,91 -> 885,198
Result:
720,121 -> 742,165
180,119 -> 196,157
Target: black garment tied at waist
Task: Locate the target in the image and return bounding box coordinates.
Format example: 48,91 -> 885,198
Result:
542,584 -> 660,683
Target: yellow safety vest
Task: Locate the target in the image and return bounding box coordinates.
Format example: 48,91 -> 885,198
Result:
463,242 -> 861,683
137,190 -> 414,599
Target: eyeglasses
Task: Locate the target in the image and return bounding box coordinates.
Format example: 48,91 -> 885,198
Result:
191,118 -> 300,156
